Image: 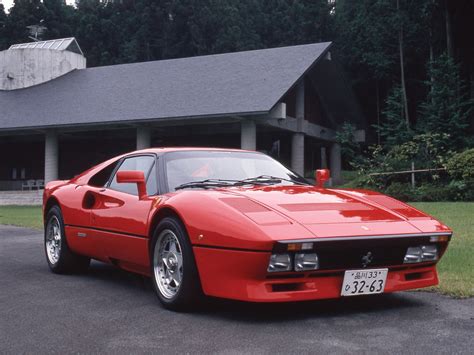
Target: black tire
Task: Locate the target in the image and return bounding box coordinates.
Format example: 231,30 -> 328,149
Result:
44,205 -> 90,274
150,217 -> 203,311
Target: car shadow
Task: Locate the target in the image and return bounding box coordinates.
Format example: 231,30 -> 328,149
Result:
82,260 -> 425,322
198,293 -> 424,323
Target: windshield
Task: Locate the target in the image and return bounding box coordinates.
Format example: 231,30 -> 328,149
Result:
165,150 -> 308,191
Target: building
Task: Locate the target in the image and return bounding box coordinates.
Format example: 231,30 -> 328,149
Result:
0,38 -> 365,191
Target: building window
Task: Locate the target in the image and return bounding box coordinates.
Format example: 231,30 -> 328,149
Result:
12,168 -> 17,180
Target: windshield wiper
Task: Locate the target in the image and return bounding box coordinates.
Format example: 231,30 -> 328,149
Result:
174,179 -> 238,190
175,175 -> 308,191
239,175 -> 308,186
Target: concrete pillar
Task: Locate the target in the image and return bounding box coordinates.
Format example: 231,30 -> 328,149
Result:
44,131 -> 59,184
136,127 -> 151,150
241,120 -> 257,150
295,80 -> 305,124
330,143 -> 342,185
291,80 -> 305,175
291,133 -> 305,175
320,147 -> 327,169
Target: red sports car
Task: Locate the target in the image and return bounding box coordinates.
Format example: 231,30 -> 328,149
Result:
43,148 -> 452,310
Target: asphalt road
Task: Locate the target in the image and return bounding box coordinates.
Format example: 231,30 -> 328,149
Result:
1,225 -> 473,354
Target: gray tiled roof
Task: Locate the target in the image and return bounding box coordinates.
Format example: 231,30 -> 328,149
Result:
0,42 -> 331,131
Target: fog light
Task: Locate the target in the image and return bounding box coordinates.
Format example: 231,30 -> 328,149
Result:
294,253 -> 319,271
267,254 -> 292,272
404,245 -> 438,264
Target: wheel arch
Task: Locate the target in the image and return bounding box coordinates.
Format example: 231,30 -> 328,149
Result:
148,206 -> 188,249
44,196 -> 61,220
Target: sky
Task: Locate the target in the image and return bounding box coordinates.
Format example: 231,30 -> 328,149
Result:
1,1 -> 76,13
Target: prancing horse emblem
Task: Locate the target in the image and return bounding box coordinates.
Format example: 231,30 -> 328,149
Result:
361,251 -> 373,268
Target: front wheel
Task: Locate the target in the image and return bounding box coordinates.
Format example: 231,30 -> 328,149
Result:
44,205 -> 90,274
150,217 -> 203,311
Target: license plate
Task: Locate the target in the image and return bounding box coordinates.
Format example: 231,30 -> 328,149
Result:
341,268 -> 388,296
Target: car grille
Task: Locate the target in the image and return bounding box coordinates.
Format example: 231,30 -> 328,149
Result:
274,235 -> 436,271
316,244 -> 407,270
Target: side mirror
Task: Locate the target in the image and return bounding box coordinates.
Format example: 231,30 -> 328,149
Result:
116,170 -> 147,200
315,169 -> 330,188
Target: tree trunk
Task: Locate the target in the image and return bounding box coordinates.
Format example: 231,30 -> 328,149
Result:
397,0 -> 410,128
429,7 -> 434,104
445,0 -> 453,58
376,79 -> 380,145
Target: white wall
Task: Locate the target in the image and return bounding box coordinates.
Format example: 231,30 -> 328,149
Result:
0,48 -> 86,90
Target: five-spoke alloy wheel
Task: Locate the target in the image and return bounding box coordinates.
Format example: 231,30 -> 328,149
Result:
154,229 -> 183,299
151,217 -> 202,311
44,205 -> 90,274
45,215 -> 62,265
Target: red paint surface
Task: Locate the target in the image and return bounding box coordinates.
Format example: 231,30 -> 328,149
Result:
43,147 -> 453,302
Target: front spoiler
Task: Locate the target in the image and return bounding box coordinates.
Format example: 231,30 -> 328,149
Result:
193,246 -> 439,302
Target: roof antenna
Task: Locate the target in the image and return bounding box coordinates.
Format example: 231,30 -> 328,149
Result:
27,19 -> 47,42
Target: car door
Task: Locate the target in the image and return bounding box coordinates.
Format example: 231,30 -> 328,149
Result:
90,154 -> 158,272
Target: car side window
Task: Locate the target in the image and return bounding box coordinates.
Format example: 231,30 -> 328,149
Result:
146,162 -> 158,196
88,161 -> 120,187
109,156 -> 155,196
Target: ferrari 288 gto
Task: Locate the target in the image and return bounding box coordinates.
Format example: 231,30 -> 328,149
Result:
43,148 -> 452,310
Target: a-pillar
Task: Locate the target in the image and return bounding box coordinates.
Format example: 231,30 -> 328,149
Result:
330,143 -> 342,185
291,80 -> 305,175
44,131 -> 59,184
136,126 -> 151,150
241,120 -> 256,150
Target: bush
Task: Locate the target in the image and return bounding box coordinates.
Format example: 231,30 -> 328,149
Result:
446,149 -> 474,181
384,182 -> 414,201
376,181 -> 474,202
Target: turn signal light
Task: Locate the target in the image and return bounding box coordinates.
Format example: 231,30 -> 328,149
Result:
429,235 -> 450,243
287,242 -> 313,251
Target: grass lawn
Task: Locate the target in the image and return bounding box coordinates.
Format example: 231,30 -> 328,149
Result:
0,202 -> 472,297
410,202 -> 474,298
0,205 -> 43,230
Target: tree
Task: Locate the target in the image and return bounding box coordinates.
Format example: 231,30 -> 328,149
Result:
3,0 -> 47,45
0,4 -> 7,50
377,85 -> 412,148
335,122 -> 360,164
42,0 -> 76,39
396,0 -> 410,127
417,53 -> 472,147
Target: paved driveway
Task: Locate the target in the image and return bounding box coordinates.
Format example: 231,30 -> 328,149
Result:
0,225 -> 473,354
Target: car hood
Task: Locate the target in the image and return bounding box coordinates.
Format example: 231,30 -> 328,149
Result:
222,185 -> 436,238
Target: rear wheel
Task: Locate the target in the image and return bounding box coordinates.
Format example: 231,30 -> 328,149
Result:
44,205 -> 90,274
151,217 -> 203,311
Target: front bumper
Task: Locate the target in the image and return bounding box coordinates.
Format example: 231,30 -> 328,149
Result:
193,246 -> 439,302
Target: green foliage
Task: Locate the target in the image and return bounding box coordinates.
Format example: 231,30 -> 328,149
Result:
0,4 -> 7,50
384,182 -> 415,201
333,0 -> 398,82
384,182 -> 473,202
348,146 -> 474,202
0,0 -> 330,67
417,54 -> 473,148
376,86 -> 412,147
387,133 -> 452,170
335,122 -> 360,163
446,149 -> 474,181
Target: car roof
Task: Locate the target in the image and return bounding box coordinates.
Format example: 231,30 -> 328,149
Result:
71,147 -> 261,185
134,147 -> 257,154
